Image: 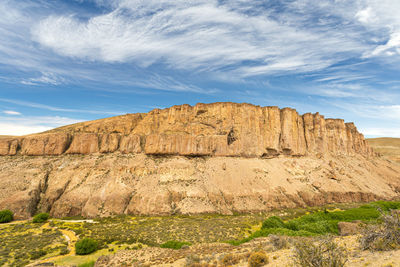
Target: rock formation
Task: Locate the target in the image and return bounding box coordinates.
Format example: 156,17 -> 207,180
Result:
0,102 -> 398,219
0,102 -> 373,157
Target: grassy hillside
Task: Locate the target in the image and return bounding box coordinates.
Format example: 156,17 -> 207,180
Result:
367,137 -> 400,163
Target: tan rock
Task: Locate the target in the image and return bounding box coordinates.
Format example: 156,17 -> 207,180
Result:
119,134 -> 142,154
0,152 -> 399,219
66,133 -> 99,154
0,103 -> 373,158
99,133 -> 120,153
0,138 -> 18,156
21,133 -> 70,155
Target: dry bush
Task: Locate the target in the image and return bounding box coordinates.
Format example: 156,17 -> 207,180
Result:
221,253 -> 241,266
185,254 -> 201,266
269,234 -> 289,250
292,237 -> 348,267
360,210 -> 400,251
248,251 -> 269,267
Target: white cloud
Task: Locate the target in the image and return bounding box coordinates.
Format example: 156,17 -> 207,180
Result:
0,97 -> 125,116
2,110 -> 21,115
31,0 -> 367,77
369,32 -> 400,57
356,1 -> 400,58
21,72 -> 65,86
0,123 -> 51,136
0,115 -> 83,136
356,7 -> 374,24
362,127 -> 400,138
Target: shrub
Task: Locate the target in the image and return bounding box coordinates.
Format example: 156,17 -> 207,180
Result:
248,251 -> 268,267
0,209 -> 13,223
229,201 -> 400,246
78,261 -> 95,267
360,210 -> 400,251
75,238 -> 98,255
160,240 -> 191,249
30,249 -> 47,260
221,253 -> 240,266
292,237 -> 348,267
261,216 -> 285,229
60,247 -> 69,255
32,213 -> 50,223
269,234 -> 289,250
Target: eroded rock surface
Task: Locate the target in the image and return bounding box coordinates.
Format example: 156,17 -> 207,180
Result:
0,103 -> 373,157
0,102 -> 397,219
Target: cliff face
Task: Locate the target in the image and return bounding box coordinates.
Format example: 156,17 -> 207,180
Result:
1,102 -> 394,220
0,102 -> 373,157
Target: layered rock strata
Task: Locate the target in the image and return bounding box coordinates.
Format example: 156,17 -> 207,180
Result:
1,102 -> 392,219
0,102 -> 373,157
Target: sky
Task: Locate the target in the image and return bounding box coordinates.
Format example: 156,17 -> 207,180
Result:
0,0 -> 400,137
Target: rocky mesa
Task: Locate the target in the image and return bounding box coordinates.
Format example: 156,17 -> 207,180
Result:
0,102 -> 373,157
0,102 -> 399,219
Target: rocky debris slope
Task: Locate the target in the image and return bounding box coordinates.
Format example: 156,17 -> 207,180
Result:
0,102 -> 372,157
0,102 -> 398,219
1,153 -> 399,219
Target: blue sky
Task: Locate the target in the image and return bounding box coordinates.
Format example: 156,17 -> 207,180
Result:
0,0 -> 400,137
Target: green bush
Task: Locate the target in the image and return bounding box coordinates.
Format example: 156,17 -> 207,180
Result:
30,249 -> 47,260
75,238 -> 98,255
78,261 -> 95,267
0,209 -> 13,223
261,216 -> 285,229
160,240 -> 191,249
370,201 -> 400,212
32,213 -> 50,223
229,201 -> 400,245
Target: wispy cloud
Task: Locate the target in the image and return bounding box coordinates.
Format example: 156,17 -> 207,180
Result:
0,98 -> 125,116
2,110 -> 21,115
21,72 -> 65,85
1,0 -> 400,138
31,0 -> 367,77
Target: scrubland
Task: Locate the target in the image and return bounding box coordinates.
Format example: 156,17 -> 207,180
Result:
0,201 -> 399,266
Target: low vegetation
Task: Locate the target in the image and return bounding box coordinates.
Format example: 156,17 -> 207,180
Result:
32,212 -> 50,223
360,209 -> 400,251
0,223 -> 65,266
248,251 -> 269,267
0,209 -> 13,223
292,237 -> 348,267
0,200 -> 399,266
229,201 -> 400,245
77,260 -> 95,267
75,238 -> 98,255
160,240 -> 191,249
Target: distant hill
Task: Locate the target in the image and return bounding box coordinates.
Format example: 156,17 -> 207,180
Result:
367,138 -> 400,163
0,135 -> 15,139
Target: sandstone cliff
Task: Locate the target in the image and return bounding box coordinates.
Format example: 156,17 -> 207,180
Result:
0,102 -> 373,157
0,102 -> 398,220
